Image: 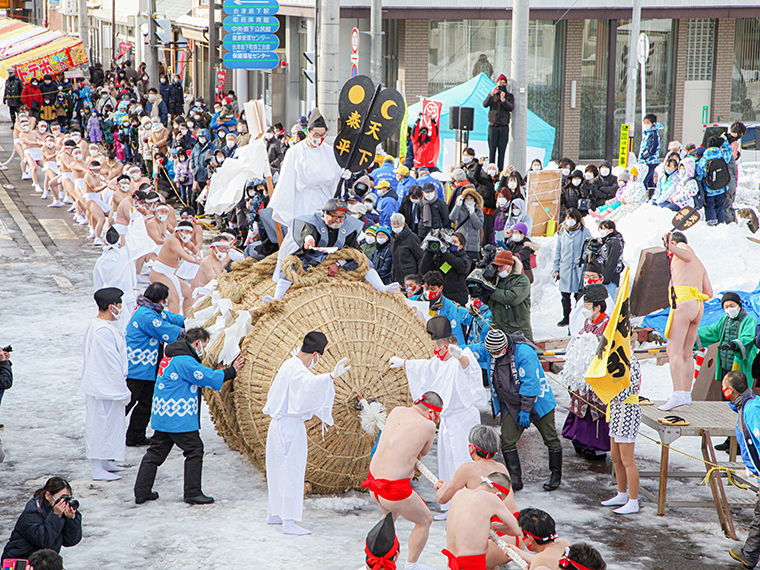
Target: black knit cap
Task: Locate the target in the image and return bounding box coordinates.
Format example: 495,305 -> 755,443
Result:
722,291 -> 742,308
583,284 -> 608,303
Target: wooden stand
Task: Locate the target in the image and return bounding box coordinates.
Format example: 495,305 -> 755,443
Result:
525,171 -> 561,237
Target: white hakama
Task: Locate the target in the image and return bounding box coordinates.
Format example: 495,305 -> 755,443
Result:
263,356 -> 335,521
80,319 -> 130,461
405,349 -> 488,489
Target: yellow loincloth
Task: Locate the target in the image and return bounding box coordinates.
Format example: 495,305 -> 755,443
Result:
664,286 -> 711,339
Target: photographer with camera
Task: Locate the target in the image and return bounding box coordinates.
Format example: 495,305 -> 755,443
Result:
483,250 -> 533,342
1,477 -> 82,561
419,232 -> 471,306
450,189 -> 484,265
0,345 -> 12,430
417,182 -> 450,239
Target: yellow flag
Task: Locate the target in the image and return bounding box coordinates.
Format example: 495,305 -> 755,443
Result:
584,267 -> 632,404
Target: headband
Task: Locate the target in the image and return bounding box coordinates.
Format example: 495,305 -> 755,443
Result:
481,476 -> 510,497
145,196 -> 160,204
523,529 -> 559,545
413,394 -> 442,413
471,443 -> 494,459
364,536 -> 399,570
559,548 -> 595,570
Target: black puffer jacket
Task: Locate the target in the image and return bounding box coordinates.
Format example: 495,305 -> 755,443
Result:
592,160 -> 618,209
1,498 -> 82,560
419,248 -> 471,306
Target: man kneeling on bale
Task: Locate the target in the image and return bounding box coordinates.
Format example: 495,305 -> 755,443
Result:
264,198 -> 400,303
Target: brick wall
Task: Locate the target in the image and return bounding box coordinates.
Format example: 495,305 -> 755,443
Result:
398,19 -> 429,101
559,19 -> 583,160
711,18 -> 735,123
671,20 -> 688,143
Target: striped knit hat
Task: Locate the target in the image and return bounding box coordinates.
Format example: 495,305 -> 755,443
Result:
484,329 -> 508,353
365,225 -> 379,237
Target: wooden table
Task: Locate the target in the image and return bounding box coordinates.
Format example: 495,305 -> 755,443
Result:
641,401 -> 755,539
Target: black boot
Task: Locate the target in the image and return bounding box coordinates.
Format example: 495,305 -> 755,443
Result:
543,450 -> 562,491
504,449 -> 523,491
714,437 -> 731,452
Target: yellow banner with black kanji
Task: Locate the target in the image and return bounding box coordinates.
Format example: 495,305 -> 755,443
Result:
584,267 -> 632,404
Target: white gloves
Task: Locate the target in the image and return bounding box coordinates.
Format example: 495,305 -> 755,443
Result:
389,356 -> 405,369
449,344 -> 463,359
331,357 -> 351,379
456,195 -> 464,206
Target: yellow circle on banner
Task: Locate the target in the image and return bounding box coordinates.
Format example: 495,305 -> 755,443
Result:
348,85 -> 365,105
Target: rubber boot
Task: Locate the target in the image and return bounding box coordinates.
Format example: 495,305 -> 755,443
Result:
503,449 -> 523,491
543,450 -> 562,491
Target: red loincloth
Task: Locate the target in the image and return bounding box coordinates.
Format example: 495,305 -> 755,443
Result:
442,549 -> 487,570
362,470 -> 413,502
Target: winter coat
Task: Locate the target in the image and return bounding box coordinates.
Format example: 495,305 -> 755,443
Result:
370,241 -> 394,284
87,115 -> 103,143
190,129 -> 218,184
209,110 -> 237,132
145,96 -> 168,125
473,163 -> 497,210
560,182 -> 582,221
450,188 -> 484,254
482,89 -> 515,126
419,248 -> 471,306
397,175 -> 417,197
398,195 -> 420,233
173,157 -> 194,185
411,118 -> 439,169
639,122 -> 663,165
0,360 -> 12,391
21,84 -> 43,110
377,188 -> 400,227
697,139 -> 733,196
417,197 -> 450,239
594,161 -> 618,208
608,166 -> 648,222
670,157 -> 699,208
500,197 -> 533,236
152,338 -> 235,433
486,257 -> 533,341
126,304 -> 185,381
553,222 -> 593,294
371,162 -> 399,192
391,225 -> 423,284
697,310 -> 758,382
652,169 -> 679,205
266,136 -> 285,170
167,83 -> 184,115
507,236 -> 540,283
3,76 -> 23,107
89,66 -> 105,87
600,232 -> 624,286
1,497 -> 82,560
159,81 -> 170,103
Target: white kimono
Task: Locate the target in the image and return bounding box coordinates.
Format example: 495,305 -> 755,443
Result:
125,210 -> 157,262
268,139 -> 342,280
262,356 -> 336,521
80,318 -> 131,461
93,244 -> 138,330
405,349 -> 488,494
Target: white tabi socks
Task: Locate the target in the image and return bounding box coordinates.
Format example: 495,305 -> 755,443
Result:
658,391 -> 691,411
601,491 -> 628,506
92,459 -> 121,481
364,268 -> 401,293
263,278 -> 292,304
282,519 -> 311,535
102,460 -> 125,472
613,499 -> 639,515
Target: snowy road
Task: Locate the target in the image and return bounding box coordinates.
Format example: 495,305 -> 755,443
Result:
0,130 -> 753,569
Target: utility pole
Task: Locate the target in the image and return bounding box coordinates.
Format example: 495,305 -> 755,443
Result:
624,0 -> 641,128
111,0 -> 116,66
208,0 -> 219,105
316,0 -> 340,135
147,0 -> 159,91
78,0 -> 89,57
509,0 -> 528,173
370,0 -> 382,85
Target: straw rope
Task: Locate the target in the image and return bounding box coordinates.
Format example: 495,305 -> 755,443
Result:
281,248 -> 370,288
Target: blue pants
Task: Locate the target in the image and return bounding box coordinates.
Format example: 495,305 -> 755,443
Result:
643,167 -> 656,199
705,192 -> 725,225
605,282 -> 618,303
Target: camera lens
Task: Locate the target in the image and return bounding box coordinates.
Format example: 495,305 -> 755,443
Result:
68,498 -> 79,510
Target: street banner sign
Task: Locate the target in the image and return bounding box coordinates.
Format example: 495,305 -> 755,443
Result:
223,0 -> 278,16
223,16 -> 280,34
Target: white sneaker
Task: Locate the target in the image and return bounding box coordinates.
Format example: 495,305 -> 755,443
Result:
34,184 -> 43,193
63,196 -> 74,204
48,200 -> 63,208
93,238 -> 104,246
613,499 -> 639,515
87,230 -> 96,239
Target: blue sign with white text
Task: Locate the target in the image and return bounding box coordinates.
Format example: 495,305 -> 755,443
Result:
222,51 -> 280,70
222,16 -> 279,34
222,0 -> 279,16
223,33 -> 279,51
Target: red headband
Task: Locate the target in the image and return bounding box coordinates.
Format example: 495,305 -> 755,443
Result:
523,529 -> 559,544
414,394 -> 443,413
365,536 -> 399,570
559,549 -> 595,570
471,443 -> 494,459
481,476 -> 510,497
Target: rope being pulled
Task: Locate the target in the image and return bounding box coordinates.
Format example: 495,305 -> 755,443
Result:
281,247 -> 370,288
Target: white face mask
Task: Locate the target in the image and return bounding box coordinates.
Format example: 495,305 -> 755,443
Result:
510,234 -> 522,242
511,209 -> 520,217
214,250 -> 227,261
392,225 -> 403,234
227,141 -> 235,148
72,134 -> 81,142
411,198 -> 421,205
377,236 -> 388,245
464,200 -> 475,209
152,123 -> 162,132
726,306 -> 740,319
584,172 -> 593,180
618,180 -> 626,187
73,153 -> 83,161
498,268 -> 511,278
195,342 -> 205,356
21,125 -> 30,132
571,179 -> 582,187
562,168 -> 570,176
600,229 -> 611,237
179,231 -> 192,243
309,135 -> 324,147
46,141 -> 55,148
308,353 -> 320,369
600,168 -> 610,177
377,188 -> 388,196
110,305 -> 122,319
532,164 -> 541,171
198,136 -> 207,144
39,125 -> 47,132
581,307 -> 593,319
497,197 -> 507,207
507,181 -> 518,190
265,132 -> 274,140
424,191 -> 436,200
365,235 -> 376,244
566,219 -> 577,228
119,183 -> 130,192
148,94 -> 156,101
157,212 -> 168,222
89,149 -> 98,156
487,169 -> 497,177
130,172 -> 141,180
462,156 -> 473,164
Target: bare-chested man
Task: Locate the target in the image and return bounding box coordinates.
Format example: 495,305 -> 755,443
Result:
363,391 -> 442,570
41,134 -> 64,207
83,160 -> 111,245
70,128 -> 88,157
190,236 -> 230,295
102,151 -> 124,182
70,145 -> 89,226
442,472 -> 520,570
503,509 -> 570,570
19,119 -> 44,193
129,165 -> 151,191
110,175 -> 132,225
58,139 -> 79,212
660,231 -> 713,411
180,206 -> 205,251
13,108 -> 35,177
149,220 -> 202,314
146,203 -> 172,247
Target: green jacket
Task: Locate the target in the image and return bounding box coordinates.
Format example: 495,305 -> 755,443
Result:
486,258 -> 533,342
697,310 -> 758,382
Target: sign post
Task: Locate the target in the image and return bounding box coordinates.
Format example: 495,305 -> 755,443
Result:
350,27 -> 359,78
637,33 -> 649,125
618,123 -> 630,168
222,0 -> 281,71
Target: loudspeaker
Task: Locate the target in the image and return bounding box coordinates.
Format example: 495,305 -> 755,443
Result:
449,106 -> 474,131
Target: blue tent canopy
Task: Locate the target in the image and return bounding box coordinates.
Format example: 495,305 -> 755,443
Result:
407,73 -> 555,170
642,280 -> 760,337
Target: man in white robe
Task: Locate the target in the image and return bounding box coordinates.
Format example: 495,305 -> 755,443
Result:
93,227 -> 137,331
268,108 -> 342,291
80,287 -> 131,481
263,331 -> 351,535
389,315 -> 488,521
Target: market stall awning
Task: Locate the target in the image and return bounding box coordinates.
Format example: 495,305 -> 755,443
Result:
0,19 -> 30,38
0,26 -> 47,54
0,37 -> 89,81
0,30 -> 64,60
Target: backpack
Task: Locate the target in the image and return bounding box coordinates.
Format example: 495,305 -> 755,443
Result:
704,157 -> 730,191
693,178 -> 706,210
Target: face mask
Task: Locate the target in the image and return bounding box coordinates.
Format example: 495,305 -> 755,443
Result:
195,342 -> 205,356
600,168 -> 610,177
227,141 -> 235,148
679,169 -> 686,176
89,149 -> 98,156
511,209 -> 520,216
160,78 -> 166,83
497,197 -> 507,207
498,268 -> 511,278
510,234 -> 522,242
562,168 -> 570,176
666,168 -> 676,175
265,132 -> 274,140
488,169 -> 498,177
581,307 -> 593,319
152,124 -> 162,132
199,137 -> 207,144
364,202 -> 374,210
425,289 -> 439,301
531,164 -> 541,172
180,128 -> 188,136
130,172 -> 141,180
110,306 -> 122,319
217,156 -> 225,164
465,200 -> 475,208
119,183 -> 130,191
433,345 -> 449,361
73,153 -> 83,161
309,135 -> 325,147
46,141 -> 55,148
365,235 -> 376,244
377,236 -> 388,245
157,212 -> 168,222
411,198 -> 421,205
462,156 -> 473,164
507,181 -> 517,190
450,244 -> 458,253
424,191 -> 435,200
21,125 -> 30,132
571,179 -> 582,187
722,386 -> 732,400
179,231 -> 192,243
187,121 -> 194,129
148,94 -> 156,102
584,172 -> 593,180
566,219 -> 577,228
618,180 -> 626,187
308,353 -> 320,369
72,134 -> 81,142
726,306 -> 740,319
600,229 -> 611,237
39,125 -> 47,132
143,76 -> 149,81
392,226 -> 403,234
214,250 -> 227,261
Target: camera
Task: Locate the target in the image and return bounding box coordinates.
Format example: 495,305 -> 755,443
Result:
421,228 -> 453,255
56,495 -> 79,511
498,85 -> 507,93
580,237 -> 603,265
2,345 -> 11,353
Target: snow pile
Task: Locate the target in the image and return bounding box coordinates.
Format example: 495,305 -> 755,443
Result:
304,493 -> 371,513
737,165 -> 760,209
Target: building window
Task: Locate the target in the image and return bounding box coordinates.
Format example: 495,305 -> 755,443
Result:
579,19 -> 610,160
733,18 -> 760,121
686,18 -> 714,82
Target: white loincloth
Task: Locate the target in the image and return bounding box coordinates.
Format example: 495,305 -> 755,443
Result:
152,260 -> 184,311
175,259 -> 200,280
85,396 -> 127,461
75,178 -> 85,191
85,192 -> 112,214
61,171 -> 74,182
125,215 -> 157,261
44,161 -> 60,175
24,147 -> 42,162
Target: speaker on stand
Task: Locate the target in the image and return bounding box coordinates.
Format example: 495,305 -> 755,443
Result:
450,106 -> 475,161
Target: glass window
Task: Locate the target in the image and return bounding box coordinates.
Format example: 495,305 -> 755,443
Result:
614,19 -> 675,158
579,20 -> 609,160
686,19 -> 714,82
733,18 -> 760,121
